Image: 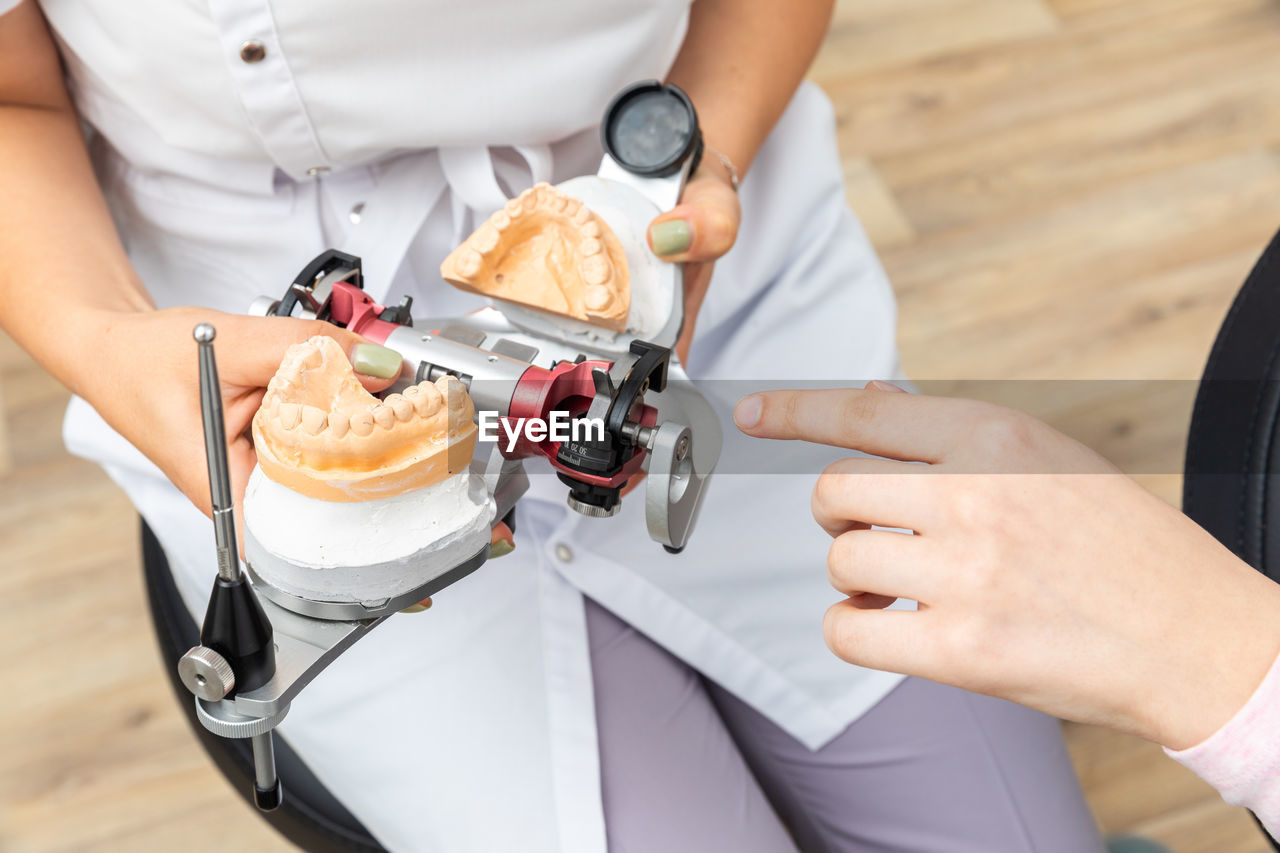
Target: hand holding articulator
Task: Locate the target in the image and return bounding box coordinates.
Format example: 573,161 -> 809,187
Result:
176,83 -> 723,811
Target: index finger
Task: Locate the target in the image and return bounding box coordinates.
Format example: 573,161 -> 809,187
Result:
734,387 -> 985,463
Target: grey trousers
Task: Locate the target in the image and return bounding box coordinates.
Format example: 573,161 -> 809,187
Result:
586,598 -> 1104,853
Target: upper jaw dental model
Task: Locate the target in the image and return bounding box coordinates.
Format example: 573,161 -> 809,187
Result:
440,182 -> 632,332
243,335 -> 492,604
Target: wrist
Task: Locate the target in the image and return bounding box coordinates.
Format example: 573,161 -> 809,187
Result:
1149,570 -> 1280,749
699,146 -> 740,192
58,305 -> 153,399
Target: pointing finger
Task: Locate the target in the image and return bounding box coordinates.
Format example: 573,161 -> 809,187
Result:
735,386 -> 992,464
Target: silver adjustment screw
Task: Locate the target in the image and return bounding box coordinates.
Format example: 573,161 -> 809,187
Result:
674,434 -> 690,462
178,645 -> 236,701
621,422 -> 658,451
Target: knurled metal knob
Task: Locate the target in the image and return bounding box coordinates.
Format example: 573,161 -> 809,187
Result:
567,494 -> 620,518
179,645 -> 236,701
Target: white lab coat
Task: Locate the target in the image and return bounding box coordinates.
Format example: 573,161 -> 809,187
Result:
11,1 -> 908,849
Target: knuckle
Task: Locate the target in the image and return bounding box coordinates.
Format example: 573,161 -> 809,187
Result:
701,205 -> 739,253
303,319 -> 337,339
809,484 -> 827,529
970,408 -> 1038,460
819,457 -> 855,481
813,461 -> 857,512
822,606 -> 861,657
944,483 -> 986,527
782,392 -> 804,434
826,533 -> 859,589
940,617 -> 987,664
937,609 -> 1014,683
810,477 -> 830,520
837,393 -> 880,435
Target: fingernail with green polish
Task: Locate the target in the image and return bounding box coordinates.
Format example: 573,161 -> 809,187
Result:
352,343 -> 403,379
650,220 -> 692,256
490,539 -> 515,559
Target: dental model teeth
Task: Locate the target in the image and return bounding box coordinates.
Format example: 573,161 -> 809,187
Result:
251,336 -> 477,502
440,182 -> 631,331
300,405 -> 327,435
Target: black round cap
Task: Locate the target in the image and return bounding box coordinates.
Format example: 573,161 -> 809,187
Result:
254,780 -> 283,811
602,81 -> 702,178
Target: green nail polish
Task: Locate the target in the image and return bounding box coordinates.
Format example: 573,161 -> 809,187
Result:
650,220 -> 692,256
490,539 -> 515,559
352,343 -> 402,379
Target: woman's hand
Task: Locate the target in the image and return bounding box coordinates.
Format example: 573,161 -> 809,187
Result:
86,306 -> 516,608
734,383 -> 1280,750
647,158 -> 740,364
86,307 -> 401,526
653,0 -> 835,365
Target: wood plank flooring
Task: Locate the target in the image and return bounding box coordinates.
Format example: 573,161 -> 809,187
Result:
2,0 -> 1277,849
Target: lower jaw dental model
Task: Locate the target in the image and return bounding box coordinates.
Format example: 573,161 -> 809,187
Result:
243,335 -> 493,611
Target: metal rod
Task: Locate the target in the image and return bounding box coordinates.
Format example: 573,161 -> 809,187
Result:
194,323 -> 241,583
251,732 -> 278,791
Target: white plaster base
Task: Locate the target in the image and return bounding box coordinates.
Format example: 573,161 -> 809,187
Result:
243,465 -> 493,603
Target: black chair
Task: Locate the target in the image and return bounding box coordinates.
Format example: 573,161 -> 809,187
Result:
1183,227 -> 1280,851
141,520 -> 387,852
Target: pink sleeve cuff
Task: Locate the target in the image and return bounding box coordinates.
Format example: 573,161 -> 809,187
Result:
1165,647 -> 1280,840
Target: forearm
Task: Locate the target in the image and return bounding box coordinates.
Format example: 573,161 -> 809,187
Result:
0,3 -> 152,399
665,0 -> 834,176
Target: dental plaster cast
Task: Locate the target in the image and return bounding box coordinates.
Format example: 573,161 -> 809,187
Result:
244,336 -> 491,600
441,182 -> 631,331
252,335 -> 477,502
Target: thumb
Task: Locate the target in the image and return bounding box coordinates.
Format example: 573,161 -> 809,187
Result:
647,173 -> 740,264
210,313 -> 403,392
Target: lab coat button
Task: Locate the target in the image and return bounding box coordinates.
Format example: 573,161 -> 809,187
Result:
554,544 -> 573,563
349,202 -> 365,224
239,40 -> 267,63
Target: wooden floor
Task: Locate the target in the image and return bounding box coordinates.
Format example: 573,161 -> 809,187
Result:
2,0 -> 1278,850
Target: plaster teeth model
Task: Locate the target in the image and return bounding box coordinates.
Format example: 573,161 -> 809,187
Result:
252,336 -> 476,503
440,182 -> 631,331
244,336 -> 491,604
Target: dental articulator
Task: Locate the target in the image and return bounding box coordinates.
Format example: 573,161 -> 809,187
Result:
175,82 -> 723,811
